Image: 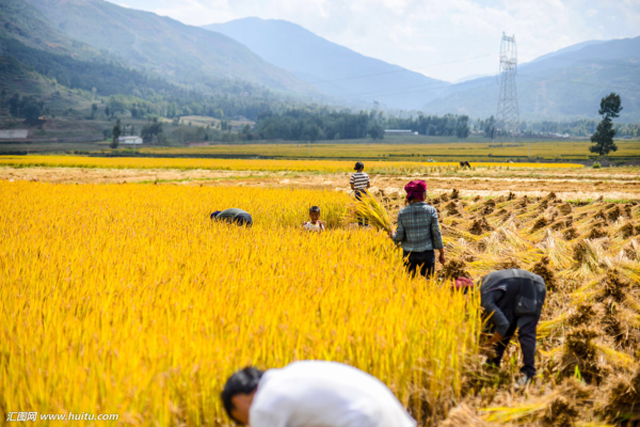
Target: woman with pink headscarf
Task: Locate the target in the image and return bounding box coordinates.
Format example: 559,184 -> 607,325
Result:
389,180 -> 445,278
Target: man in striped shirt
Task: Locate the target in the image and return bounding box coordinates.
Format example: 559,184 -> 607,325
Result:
350,161 -> 370,200
350,161 -> 371,226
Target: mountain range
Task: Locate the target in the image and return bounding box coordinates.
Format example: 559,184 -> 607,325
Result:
23,0 -> 315,95
1,0 -> 639,121
421,36 -> 640,121
203,18 -> 450,110
205,17 -> 640,121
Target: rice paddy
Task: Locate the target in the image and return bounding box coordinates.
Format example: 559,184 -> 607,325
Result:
1,160 -> 639,426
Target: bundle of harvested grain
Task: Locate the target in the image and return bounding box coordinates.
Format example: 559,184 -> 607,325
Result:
344,191 -> 393,233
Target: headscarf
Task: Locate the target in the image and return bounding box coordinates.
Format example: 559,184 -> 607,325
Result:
404,180 -> 427,202
453,277 -> 474,290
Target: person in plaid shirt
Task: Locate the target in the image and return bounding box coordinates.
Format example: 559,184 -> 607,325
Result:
389,180 -> 445,278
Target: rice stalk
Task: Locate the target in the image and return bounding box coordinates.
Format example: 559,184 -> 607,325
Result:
343,191 -> 393,233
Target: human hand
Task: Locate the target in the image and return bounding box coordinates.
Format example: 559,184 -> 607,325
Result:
438,251 -> 446,265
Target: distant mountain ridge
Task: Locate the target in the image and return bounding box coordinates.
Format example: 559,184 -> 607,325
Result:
24,0 -> 317,96
203,17 -> 450,110
421,36 -> 640,121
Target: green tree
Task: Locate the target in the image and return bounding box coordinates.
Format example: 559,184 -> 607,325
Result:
455,115 -> 470,139
91,103 -> 97,119
368,124 -> 384,141
141,118 -> 163,144
111,121 -> 121,149
590,93 -> 622,156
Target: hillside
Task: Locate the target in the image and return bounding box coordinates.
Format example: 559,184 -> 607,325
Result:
24,0 -> 317,96
204,17 -> 450,110
0,0 -> 166,111
422,36 -> 640,121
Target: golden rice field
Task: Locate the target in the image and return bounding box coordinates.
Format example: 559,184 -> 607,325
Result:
3,163 -> 640,426
0,181 -> 481,426
0,155 -> 582,175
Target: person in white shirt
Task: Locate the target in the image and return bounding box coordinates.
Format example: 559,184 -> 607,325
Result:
302,206 -> 325,233
221,361 -> 417,427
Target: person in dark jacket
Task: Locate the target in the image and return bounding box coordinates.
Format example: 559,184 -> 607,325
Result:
211,208 -> 253,227
479,269 -> 546,387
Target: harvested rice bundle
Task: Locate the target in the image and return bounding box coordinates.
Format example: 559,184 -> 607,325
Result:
441,258 -> 471,280
470,218 -> 494,236
481,378 -> 591,425
603,370 -> 640,424
571,239 -> 603,277
531,215 -> 550,232
441,222 -> 481,242
343,191 -> 392,233
558,203 -> 574,215
538,229 -> 574,270
560,326 -> 610,384
442,404 -> 493,427
617,222 -> 636,240
596,270 -> 632,304
531,256 -> 558,291
443,201 -> 463,218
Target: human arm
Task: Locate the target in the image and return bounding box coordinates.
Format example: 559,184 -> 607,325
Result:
430,209 -> 445,263
350,174 -> 355,190
319,221 -> 325,231
481,290 -> 510,338
391,213 -> 405,243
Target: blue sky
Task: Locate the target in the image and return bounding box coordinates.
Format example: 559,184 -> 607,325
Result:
111,0 -> 640,82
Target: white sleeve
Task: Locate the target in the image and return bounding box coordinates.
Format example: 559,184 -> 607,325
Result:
250,410 -> 287,427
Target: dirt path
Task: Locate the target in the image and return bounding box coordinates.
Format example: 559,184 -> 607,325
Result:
1,166 -> 639,201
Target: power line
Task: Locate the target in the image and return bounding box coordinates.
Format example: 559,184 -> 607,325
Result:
306,53 -> 495,85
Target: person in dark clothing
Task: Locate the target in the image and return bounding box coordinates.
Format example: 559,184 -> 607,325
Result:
211,208 -> 253,227
479,269 -> 546,387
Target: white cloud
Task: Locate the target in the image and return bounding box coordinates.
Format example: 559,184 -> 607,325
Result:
109,0 -> 640,82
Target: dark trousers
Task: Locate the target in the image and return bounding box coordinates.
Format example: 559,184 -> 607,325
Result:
488,315 -> 539,377
403,250 -> 435,278
355,190 -> 368,226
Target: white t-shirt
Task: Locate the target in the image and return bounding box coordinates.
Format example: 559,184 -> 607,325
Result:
302,222 -> 323,232
249,361 -> 416,427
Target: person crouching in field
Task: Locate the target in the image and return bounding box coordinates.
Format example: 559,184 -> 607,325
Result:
210,208 -> 253,227
221,361 -> 416,427
389,180 -> 445,278
454,268 -> 547,388
302,206 -> 325,232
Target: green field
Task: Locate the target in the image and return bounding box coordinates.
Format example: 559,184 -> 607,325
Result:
134,136 -> 640,162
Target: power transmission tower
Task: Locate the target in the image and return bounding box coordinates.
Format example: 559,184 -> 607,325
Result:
492,32 -> 520,146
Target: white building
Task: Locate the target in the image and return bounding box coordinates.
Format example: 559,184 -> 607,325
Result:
0,130 -> 29,139
119,136 -> 143,144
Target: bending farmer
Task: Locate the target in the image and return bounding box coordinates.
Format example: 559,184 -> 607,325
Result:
389,180 -> 445,278
480,269 -> 547,387
211,208 -> 253,227
221,360 -> 416,427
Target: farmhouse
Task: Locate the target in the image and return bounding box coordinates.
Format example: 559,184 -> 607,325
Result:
119,136 -> 143,144
0,129 -> 29,139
